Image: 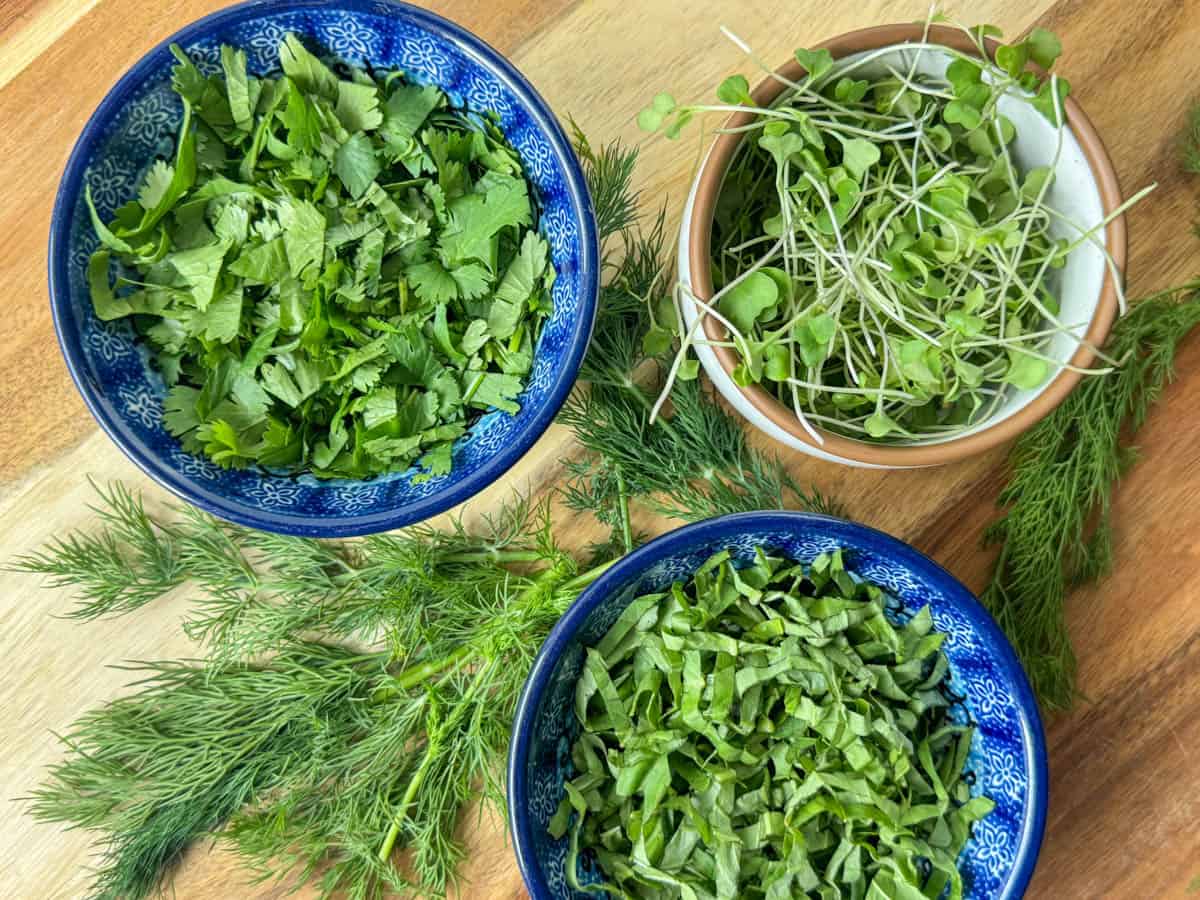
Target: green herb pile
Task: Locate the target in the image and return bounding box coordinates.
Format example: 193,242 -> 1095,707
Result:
553,549 -> 991,900
15,135 -> 831,900
641,24 -> 1135,442
86,34 -> 552,478
22,485 -> 603,900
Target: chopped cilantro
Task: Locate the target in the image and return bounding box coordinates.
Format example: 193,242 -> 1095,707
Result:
86,34 -> 554,479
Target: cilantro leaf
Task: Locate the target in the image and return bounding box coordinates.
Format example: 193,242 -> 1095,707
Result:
137,161 -> 176,212
449,263 -> 490,299
335,80 -> 383,133
167,241 -> 227,310
277,198 -> 325,279
438,176 -> 532,266
381,83 -> 442,143
86,251 -> 132,321
333,132 -> 381,200
469,372 -> 523,413
220,45 -> 253,132
407,259 -> 458,304
281,81 -> 322,154
228,238 -> 288,284
194,284 -> 242,342
278,33 -> 338,100
260,359 -> 321,407
489,231 -> 548,338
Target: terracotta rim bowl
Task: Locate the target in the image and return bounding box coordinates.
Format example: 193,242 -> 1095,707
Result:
687,23 -> 1126,466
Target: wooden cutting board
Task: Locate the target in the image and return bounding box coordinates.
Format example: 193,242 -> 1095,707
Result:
3,0 -> 1200,897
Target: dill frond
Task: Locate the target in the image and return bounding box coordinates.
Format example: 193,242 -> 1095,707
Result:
26,494 -> 589,899
563,376 -> 841,523
565,136 -> 835,537
570,119 -> 640,241
6,480 -> 184,618
982,284 -> 1200,709
1182,101 -> 1200,175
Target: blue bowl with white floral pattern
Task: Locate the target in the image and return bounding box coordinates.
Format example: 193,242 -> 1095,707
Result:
48,0 -> 598,536
509,512 -> 1047,899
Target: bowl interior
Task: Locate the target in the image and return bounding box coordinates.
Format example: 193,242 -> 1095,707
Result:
512,514 -> 1045,900
50,0 -> 596,536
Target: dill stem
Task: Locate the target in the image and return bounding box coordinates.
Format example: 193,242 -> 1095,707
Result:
561,558 -> 618,594
377,739 -> 438,863
393,645 -> 473,692
616,378 -> 685,444
615,472 -> 633,553
374,560 -> 608,705
438,549 -> 544,564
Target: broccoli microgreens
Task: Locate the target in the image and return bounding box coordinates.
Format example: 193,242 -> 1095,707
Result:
640,21 -> 1151,442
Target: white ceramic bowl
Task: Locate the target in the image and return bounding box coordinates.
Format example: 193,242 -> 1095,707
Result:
677,25 -> 1125,469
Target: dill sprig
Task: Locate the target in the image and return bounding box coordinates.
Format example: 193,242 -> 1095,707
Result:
8,480 -> 184,619
981,284 -> 1200,709
564,133 -> 840,539
980,104 -> 1200,710
29,646 -> 385,900
1183,102 -> 1200,176
562,376 -> 841,524
23,489 -> 602,900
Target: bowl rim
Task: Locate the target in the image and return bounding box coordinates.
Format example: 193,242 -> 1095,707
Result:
507,510 -> 1048,899
686,22 -> 1126,466
47,0 -> 599,538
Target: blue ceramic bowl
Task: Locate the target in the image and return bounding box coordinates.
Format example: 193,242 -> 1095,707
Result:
509,512 -> 1047,899
48,0 -> 598,537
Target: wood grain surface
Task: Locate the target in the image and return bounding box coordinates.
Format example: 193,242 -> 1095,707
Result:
2,0 -> 1199,898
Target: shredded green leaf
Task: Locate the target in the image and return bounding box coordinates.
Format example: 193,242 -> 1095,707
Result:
555,549 -> 993,899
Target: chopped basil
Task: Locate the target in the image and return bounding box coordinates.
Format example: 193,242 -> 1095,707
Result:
552,548 -> 994,899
